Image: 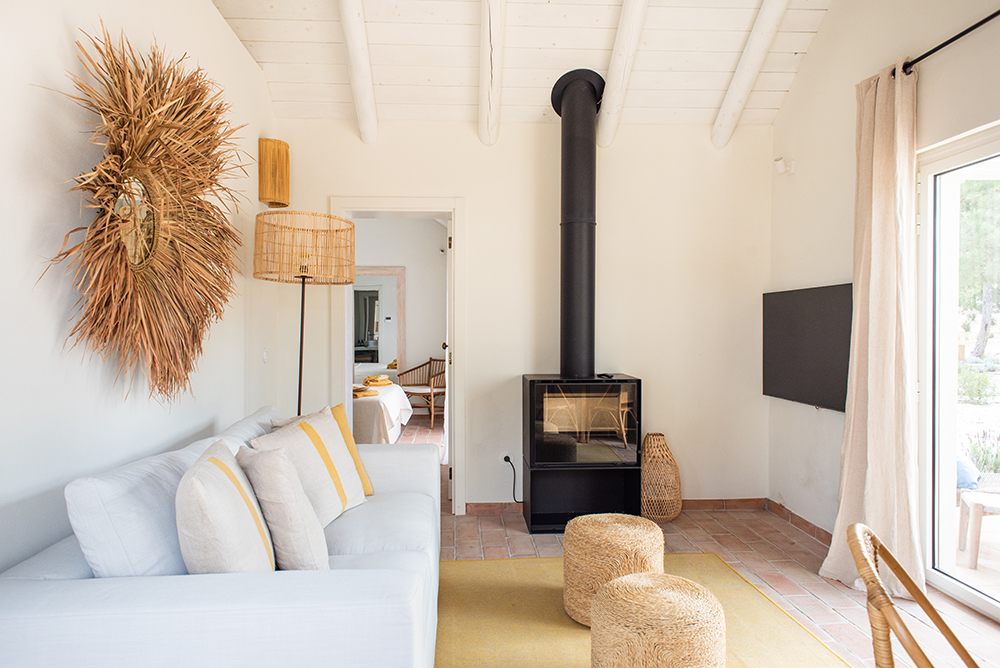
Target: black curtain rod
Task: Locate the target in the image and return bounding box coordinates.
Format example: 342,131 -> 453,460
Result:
896,7 -> 1000,77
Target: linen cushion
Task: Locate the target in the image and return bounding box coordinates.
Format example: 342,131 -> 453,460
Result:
64,436 -> 215,578
0,536 -> 94,581
216,406 -> 281,454
236,446 -> 329,570
272,404 -> 373,495
324,492 -> 436,557
176,441 -> 275,574
251,412 -> 366,525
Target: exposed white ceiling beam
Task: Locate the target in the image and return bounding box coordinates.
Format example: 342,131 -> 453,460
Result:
711,0 -> 790,149
338,0 -> 378,144
478,0 -> 506,146
596,0 -> 648,148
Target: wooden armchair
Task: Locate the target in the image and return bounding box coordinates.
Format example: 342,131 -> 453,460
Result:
398,357 -> 446,428
847,523 -> 980,668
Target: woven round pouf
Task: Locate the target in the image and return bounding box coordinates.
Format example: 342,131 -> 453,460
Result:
641,433 -> 681,523
563,513 -> 664,627
591,573 -> 726,668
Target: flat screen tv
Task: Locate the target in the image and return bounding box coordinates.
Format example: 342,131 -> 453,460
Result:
762,283 -> 852,412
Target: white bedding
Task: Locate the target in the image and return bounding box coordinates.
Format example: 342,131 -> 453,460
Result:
353,384 -> 413,444
353,363 -> 398,385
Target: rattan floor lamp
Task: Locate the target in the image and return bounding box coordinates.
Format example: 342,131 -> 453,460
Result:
253,211 -> 355,416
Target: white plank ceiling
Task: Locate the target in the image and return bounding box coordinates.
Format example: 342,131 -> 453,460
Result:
212,0 -> 829,143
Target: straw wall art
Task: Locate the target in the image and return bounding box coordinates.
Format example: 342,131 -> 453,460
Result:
52,27 -> 245,400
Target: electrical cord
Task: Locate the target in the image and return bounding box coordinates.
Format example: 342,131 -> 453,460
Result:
503,456 -> 522,504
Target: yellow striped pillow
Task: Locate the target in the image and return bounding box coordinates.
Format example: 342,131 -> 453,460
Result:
251,413 -> 366,526
175,441 -> 275,574
330,403 -> 373,496
270,405 -> 373,496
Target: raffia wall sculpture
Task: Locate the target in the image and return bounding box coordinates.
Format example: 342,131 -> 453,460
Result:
52,27 -> 245,400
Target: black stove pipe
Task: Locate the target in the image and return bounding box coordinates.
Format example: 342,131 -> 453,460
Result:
551,69 -> 605,379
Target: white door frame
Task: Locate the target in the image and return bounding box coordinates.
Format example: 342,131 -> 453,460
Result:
330,196 -> 467,515
917,123 -> 1000,621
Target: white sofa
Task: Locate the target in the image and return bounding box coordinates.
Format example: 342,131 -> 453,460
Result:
0,407 -> 441,668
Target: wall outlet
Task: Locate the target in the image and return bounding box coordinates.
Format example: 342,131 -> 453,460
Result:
500,452 -> 513,464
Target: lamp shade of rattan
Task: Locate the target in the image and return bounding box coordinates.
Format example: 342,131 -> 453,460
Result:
641,433 -> 682,523
258,138 -> 289,208
563,513 -> 664,627
253,211 -> 355,285
591,572 -> 726,668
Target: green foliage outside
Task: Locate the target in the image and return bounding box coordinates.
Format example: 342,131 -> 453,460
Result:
966,430 -> 1000,474
957,364 -> 995,404
959,180 -> 1000,357
963,355 -> 1000,372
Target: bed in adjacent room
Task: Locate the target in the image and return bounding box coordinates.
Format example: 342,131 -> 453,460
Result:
353,383 -> 412,444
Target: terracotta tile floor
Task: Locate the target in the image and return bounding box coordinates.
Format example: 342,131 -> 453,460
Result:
403,416 -> 1000,666
440,484 -> 999,665
396,414 -> 447,461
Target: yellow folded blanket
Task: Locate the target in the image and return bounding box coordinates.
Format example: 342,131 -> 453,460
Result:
386,359 -> 398,369
353,387 -> 379,397
363,375 -> 392,387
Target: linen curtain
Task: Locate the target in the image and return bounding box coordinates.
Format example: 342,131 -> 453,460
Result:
819,61 -> 923,596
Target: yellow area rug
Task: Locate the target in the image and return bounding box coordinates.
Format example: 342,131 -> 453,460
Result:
436,554 -> 850,667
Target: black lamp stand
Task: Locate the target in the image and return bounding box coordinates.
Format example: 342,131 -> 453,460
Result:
296,275 -> 306,416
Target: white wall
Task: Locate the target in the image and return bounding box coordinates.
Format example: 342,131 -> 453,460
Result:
770,0 -> 1000,531
0,0 -> 277,571
356,218 -> 448,366
280,118 -> 773,504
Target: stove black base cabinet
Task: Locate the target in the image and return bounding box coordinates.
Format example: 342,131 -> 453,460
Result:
521,374 -> 641,533
522,464 -> 641,533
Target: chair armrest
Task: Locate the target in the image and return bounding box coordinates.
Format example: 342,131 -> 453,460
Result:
0,568 -> 425,668
397,361 -> 429,386
358,442 -> 440,504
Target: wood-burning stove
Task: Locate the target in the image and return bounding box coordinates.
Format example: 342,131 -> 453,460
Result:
521,69 -> 642,533
522,375 -> 641,532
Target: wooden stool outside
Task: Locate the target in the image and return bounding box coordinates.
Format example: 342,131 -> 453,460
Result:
563,513 -> 664,627
591,572 -> 726,668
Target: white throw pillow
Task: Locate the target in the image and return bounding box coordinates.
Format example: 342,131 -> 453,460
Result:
64,436 -> 216,578
216,406 -> 281,454
251,412 -> 366,526
176,441 -> 275,574
237,446 -> 330,570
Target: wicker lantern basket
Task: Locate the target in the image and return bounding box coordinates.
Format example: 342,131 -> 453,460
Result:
641,433 -> 682,523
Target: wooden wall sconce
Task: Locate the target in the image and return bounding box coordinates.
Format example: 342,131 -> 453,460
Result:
259,138 -> 290,208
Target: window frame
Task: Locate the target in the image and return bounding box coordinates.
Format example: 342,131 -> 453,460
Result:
917,122 -> 1000,621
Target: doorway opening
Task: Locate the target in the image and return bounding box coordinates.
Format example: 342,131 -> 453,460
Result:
353,288 -> 381,363
331,196 -> 466,515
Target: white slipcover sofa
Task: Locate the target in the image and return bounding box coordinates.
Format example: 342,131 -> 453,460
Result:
0,407 -> 441,668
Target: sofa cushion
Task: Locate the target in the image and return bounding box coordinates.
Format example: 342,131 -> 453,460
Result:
216,406 -> 281,454
64,436 -> 216,578
271,404 -> 373,495
237,446 -> 329,571
251,412 -> 365,526
0,536 -> 93,581
176,442 -> 275,574
324,492 -> 436,557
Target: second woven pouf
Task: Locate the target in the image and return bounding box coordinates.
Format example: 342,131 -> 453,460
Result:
563,513 -> 664,627
591,573 -> 726,668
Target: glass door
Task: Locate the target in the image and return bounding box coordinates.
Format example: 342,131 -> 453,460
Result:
923,139 -> 1000,620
